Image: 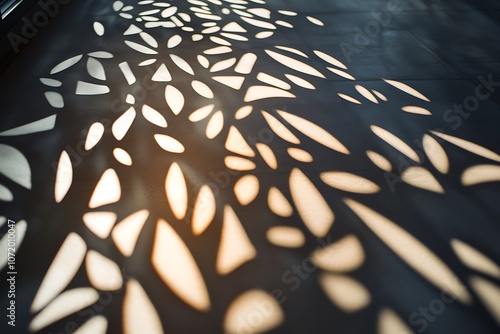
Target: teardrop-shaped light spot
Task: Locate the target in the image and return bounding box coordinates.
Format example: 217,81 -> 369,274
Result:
320,273 -> 371,314
312,235 -> 365,272
265,50 -> 325,78
288,147 -> 313,163
74,315 -> 107,334
179,12 -> 191,21
225,126 -> 255,157
123,280 -> 164,333
154,134 -> 185,153
50,55 -> 83,74
82,212 -> 117,239
113,1 -> 123,11
401,167 -> 444,193
224,290 -> 284,334
212,76 -> 246,90
119,12 -> 132,19
113,148 -> 132,166
210,58 -> 237,72
248,8 -> 271,19
0,114 -> 56,136
344,199 -> 472,304
88,51 -> 113,58
267,187 -> 293,217
0,184 -> 12,201
278,110 -> 350,154
338,93 -> 361,104
44,92 -> 64,108
235,106 -> 253,120
139,31 -> 158,48
285,74 -> 315,89
151,63 -> 172,82
371,125 -> 421,163
89,169 -> 121,209
170,54 -> 194,74
124,40 -> 158,54
54,150 -> 73,203
314,50 -> 347,69
161,6 -> 178,17
139,58 -> 157,66
29,288 -> 99,332
327,67 -> 355,80
366,150 -> 392,172
220,32 -> 247,41
192,80 -> 214,99
192,185 -> 216,236
266,226 -> 305,248
165,163 -> 188,220
206,110 -> 224,139
307,16 -> 324,26
30,233 -> 87,313
256,31 -> 274,39
217,206 -> 257,275
85,122 -> 105,150
0,144 -> 31,189
234,175 -> 259,206
202,26 -> 221,34
241,16 -> 276,30
261,111 -> 300,144
153,219 -> 211,311
377,308 -> 413,334
87,58 -> 106,80
451,239 -> 500,279
234,53 -> 257,74
244,85 -> 295,102
372,90 -> 387,101
275,20 -> 293,28
278,10 -> 297,16
225,156 -> 256,171
112,106 -> 136,141
469,276 -> 500,324
383,79 -> 430,102
256,143 -> 277,169
76,81 -> 110,95
290,168 -> 334,237
355,85 -> 378,103
86,250 -> 122,291
461,164 -> 500,186
112,210 -> 149,257
142,104 -> 167,128
211,36 -> 231,46
257,72 -> 291,90
189,104 -> 214,122
423,134 -> 449,174
431,131 -> 500,162
167,34 -> 182,48
321,172 -> 380,194
165,85 -> 184,115
402,106 -> 431,115
193,34 -> 204,42
204,46 -> 232,55
275,46 -> 307,58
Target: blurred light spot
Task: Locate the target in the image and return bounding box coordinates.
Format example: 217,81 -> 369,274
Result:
152,220 -> 211,311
